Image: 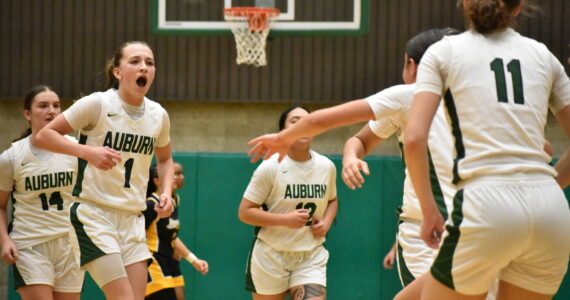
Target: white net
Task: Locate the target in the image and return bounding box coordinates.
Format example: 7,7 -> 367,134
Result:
225,8 -> 279,67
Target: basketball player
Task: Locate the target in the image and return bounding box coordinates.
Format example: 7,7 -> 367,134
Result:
239,106 -> 338,300
33,41 -> 175,300
0,86 -> 84,300
247,29 -> 457,291
404,0 -> 570,299
144,163 -> 208,300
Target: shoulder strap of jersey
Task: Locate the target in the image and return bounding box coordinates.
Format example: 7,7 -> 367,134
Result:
146,193 -> 160,205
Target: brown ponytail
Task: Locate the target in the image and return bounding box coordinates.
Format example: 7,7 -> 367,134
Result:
13,85 -> 52,142
464,0 -> 521,34
13,128 -> 32,142
104,57 -> 119,90
103,41 -> 152,90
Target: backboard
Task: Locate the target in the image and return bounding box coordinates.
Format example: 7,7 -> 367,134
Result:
151,0 -> 369,36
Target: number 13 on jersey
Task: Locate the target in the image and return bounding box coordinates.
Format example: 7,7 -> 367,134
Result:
296,202 -> 316,226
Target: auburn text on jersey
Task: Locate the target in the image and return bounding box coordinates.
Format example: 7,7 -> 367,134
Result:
103,131 -> 156,155
284,184 -> 327,199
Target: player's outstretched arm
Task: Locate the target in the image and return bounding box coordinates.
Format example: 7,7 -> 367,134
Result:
248,100 -> 375,163
555,105 -> 570,189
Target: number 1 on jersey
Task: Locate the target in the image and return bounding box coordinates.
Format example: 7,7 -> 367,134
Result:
124,158 -> 134,188
490,58 -> 525,105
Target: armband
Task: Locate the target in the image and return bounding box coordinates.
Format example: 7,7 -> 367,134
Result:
185,252 -> 198,264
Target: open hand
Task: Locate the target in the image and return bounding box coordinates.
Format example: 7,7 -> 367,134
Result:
342,157 -> 370,190
247,134 -> 290,163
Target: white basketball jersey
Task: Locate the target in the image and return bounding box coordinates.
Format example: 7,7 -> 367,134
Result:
72,89 -> 168,213
9,136 -> 77,249
417,29 -> 570,182
243,151 -> 337,252
366,84 -> 455,221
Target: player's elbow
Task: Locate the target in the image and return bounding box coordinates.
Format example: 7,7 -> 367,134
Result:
403,131 -> 427,155
32,129 -> 48,149
237,207 -> 249,224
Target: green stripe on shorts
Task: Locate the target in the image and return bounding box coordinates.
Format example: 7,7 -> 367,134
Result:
244,236 -> 257,293
395,207 -> 415,286
431,189 -> 465,290
397,238 -> 416,287
70,202 -> 106,266
245,223 -> 265,293
12,264 -> 25,290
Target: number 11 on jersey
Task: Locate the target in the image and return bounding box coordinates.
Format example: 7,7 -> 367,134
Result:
490,58 -> 525,105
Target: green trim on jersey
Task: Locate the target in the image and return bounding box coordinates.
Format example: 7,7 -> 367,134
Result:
245,204 -> 268,293
12,264 -> 25,290
428,150 -> 448,220
72,134 -> 89,197
70,202 -> 106,266
398,142 -> 406,169
443,90 -> 465,184
431,189 -> 465,290
8,193 -> 15,233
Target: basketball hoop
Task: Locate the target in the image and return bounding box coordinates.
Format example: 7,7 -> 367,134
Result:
224,7 -> 280,67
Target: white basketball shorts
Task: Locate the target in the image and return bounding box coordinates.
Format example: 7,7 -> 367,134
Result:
246,239 -> 328,295
431,175 -> 570,295
13,235 -> 85,293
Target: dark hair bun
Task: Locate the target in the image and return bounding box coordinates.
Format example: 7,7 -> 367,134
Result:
465,0 -> 519,34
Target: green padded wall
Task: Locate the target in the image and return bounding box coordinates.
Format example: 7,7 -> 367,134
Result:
7,153 -> 570,299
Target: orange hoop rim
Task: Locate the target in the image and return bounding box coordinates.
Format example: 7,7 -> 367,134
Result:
224,7 -> 280,32
223,7 -> 280,19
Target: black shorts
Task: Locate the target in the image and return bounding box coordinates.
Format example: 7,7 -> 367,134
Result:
150,252 -> 182,279
146,252 -> 184,296
145,287 -> 176,300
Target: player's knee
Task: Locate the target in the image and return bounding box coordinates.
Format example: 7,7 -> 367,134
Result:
290,284 -> 326,300
85,253 -> 128,288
